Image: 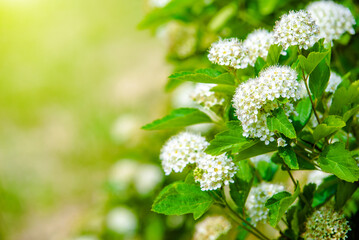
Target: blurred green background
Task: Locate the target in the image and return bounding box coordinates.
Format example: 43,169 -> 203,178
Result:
0,0 -> 169,239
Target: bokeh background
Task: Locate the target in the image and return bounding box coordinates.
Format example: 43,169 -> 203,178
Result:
0,0 -> 170,239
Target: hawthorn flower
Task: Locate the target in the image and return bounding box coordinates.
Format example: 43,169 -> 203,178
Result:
208,38 -> 252,69
273,10 -> 319,50
243,29 -> 274,63
277,137 -> 287,147
303,204 -> 351,239
193,215 -> 231,240
233,66 -> 301,144
306,1 -> 356,44
160,132 -> 209,175
246,183 -> 285,226
194,154 -> 238,191
326,72 -> 342,93
191,83 -> 225,109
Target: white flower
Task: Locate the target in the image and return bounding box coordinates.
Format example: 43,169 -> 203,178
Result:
273,10 -> 319,50
193,215 -> 231,240
191,83 -> 225,109
208,38 -> 252,69
109,159 -> 139,190
277,137 -> 287,147
107,207 -> 137,235
232,66 -> 301,144
243,29 -> 274,63
194,153 -> 238,191
246,183 -> 285,226
134,164 -> 163,195
306,170 -> 331,186
110,114 -> 140,144
149,0 -> 171,8
171,82 -> 197,108
160,132 -> 209,175
306,1 -> 356,44
326,72 -> 342,93
303,204 -> 351,239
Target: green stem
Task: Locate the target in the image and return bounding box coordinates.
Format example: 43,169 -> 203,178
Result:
301,69 -> 321,125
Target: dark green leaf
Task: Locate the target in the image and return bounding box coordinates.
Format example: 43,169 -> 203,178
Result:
257,160 -> 278,182
309,60 -> 330,99
169,69 -> 235,85
235,141 -> 277,161
278,145 -> 299,169
267,108 -> 296,139
312,175 -> 338,207
142,108 -> 212,130
335,181 -> 358,210
330,81 -> 359,115
313,115 -> 346,142
292,97 -> 312,131
318,142 -> 359,182
298,51 -> 330,75
343,105 -> 359,122
255,57 -> 266,75
152,181 -> 213,220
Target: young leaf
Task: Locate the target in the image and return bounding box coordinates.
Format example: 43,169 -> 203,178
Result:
318,142 -> 359,182
292,97 -> 312,131
309,60 -> 330,99
267,108 -> 296,139
152,181 -> 213,220
142,108 -> 212,130
278,145 -> 299,170
168,68 -> 235,85
265,185 -> 300,227
313,115 -> 346,142
266,44 -> 282,66
205,121 -> 257,156
298,51 -> 329,75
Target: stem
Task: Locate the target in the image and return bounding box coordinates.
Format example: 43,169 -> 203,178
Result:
302,69 -> 321,124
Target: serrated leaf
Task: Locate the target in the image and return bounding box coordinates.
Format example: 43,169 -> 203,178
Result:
298,51 -> 329,75
313,115 -> 346,142
205,121 -> 257,156
278,145 -> 299,169
152,181 -> 213,220
265,185 -> 300,227
266,44 -> 282,66
142,108 -> 212,130
318,142 -> 359,182
169,68 -> 235,85
292,97 -> 312,131
267,108 -> 296,139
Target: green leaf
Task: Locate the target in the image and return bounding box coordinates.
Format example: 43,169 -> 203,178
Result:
318,142 -> 359,182
312,175 -> 338,207
313,115 -> 346,142
210,84 -> 236,96
208,3 -> 237,32
266,44 -> 282,66
309,60 -> 330,99
298,51 -> 330,75
343,105 -> 359,122
257,0 -> 280,15
265,185 -> 300,227
152,181 -> 213,220
330,81 -> 359,116
292,97 -> 312,131
257,160 -> 278,181
235,141 -> 277,161
205,121 -> 257,156
230,160 -> 254,212
142,108 -> 212,130
335,181 -> 358,210
255,57 -> 266,75
267,108 -> 296,139
169,68 -> 235,85
278,145 -> 299,169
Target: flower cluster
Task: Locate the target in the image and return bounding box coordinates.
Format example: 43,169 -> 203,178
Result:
232,66 -> 301,144
303,204 -> 351,239
306,1 -> 356,44
193,215 -> 231,240
273,10 -> 319,50
208,38 -> 252,69
246,183 -> 285,226
194,153 -> 238,191
160,132 -> 208,175
191,83 -> 225,109
244,29 -> 274,63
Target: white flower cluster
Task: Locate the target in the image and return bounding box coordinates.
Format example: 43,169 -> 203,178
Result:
191,83 -> 225,109
160,132 -> 209,175
233,66 -> 301,144
246,183 -> 285,226
208,38 -> 252,69
273,10 -> 319,50
194,153 -> 238,191
193,215 -> 231,240
326,72 -> 342,93
149,0 -> 171,8
306,170 -> 331,186
244,29 -> 274,63
307,1 -> 356,44
303,205 -> 351,239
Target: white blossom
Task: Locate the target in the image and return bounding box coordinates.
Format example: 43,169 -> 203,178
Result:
232,66 -> 301,144
277,137 -> 287,147
326,72 -> 342,93
246,183 -> 285,226
208,38 -> 252,69
273,10 -> 319,50
193,215 -> 231,240
191,83 -> 225,109
160,132 -> 209,175
194,154 -> 238,191
243,29 -> 274,63
107,207 -> 137,235
306,1 -> 356,44
306,170 -> 331,186
303,204 -> 351,239
134,164 -> 163,195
